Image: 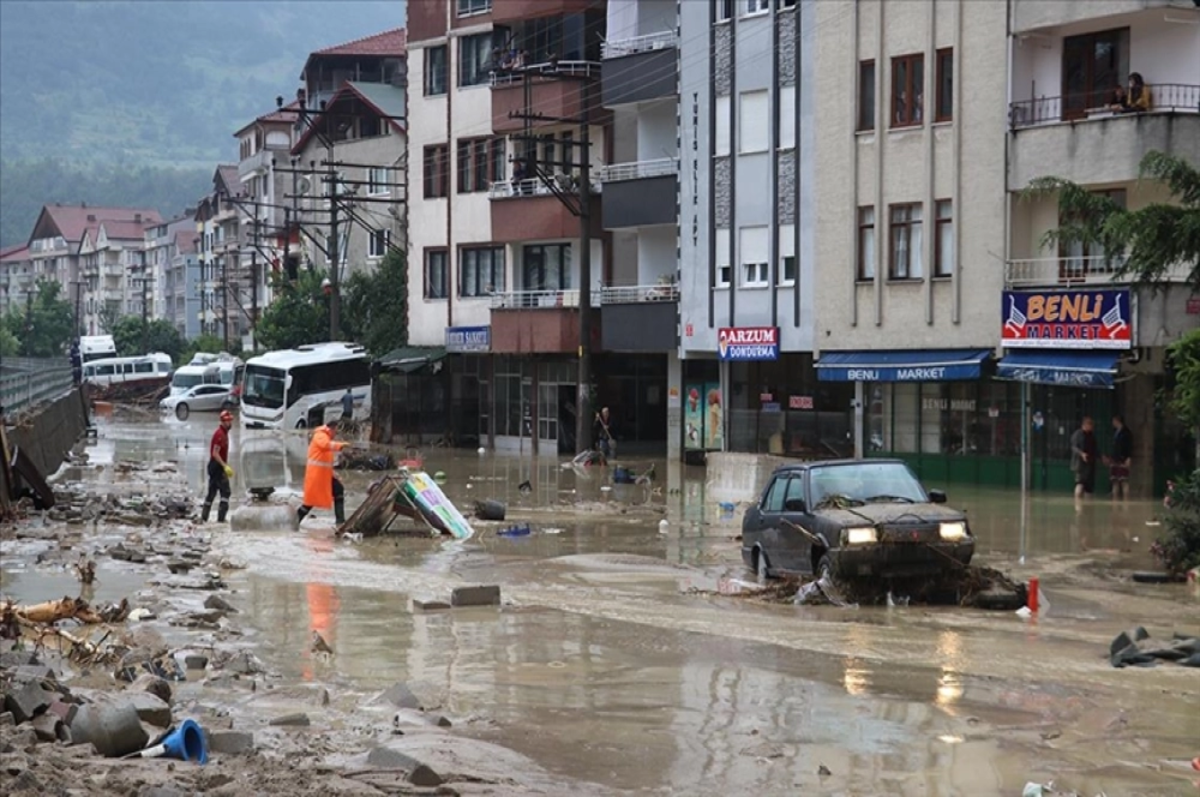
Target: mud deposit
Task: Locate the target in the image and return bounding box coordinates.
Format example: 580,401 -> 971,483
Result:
3,417 -> 1200,796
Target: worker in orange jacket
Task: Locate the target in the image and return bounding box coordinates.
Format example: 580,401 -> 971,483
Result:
298,420 -> 347,526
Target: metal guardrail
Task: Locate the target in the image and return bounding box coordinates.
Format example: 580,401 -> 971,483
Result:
1006,255 -> 1191,287
0,357 -> 73,416
490,289 -> 601,309
1009,83 -> 1200,129
488,178 -> 602,198
598,158 -> 679,183
601,30 -> 678,59
490,60 -> 601,87
600,284 -> 680,304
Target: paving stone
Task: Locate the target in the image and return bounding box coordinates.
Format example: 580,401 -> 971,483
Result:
450,585 -> 501,608
123,693 -> 173,727
203,594 -> 236,613
4,679 -> 51,724
128,674 -> 173,705
207,730 -> 254,755
268,712 -> 310,727
184,655 -> 209,671
31,712 -> 61,742
366,746 -> 444,787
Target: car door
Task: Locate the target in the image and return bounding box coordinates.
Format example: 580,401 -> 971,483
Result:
193,385 -> 225,411
743,475 -> 784,563
778,473 -> 819,574
757,475 -> 809,574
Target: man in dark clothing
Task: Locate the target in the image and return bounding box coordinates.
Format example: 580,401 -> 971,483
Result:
340,388 -> 355,422
1107,414 -> 1133,500
594,406 -> 616,464
200,410 -> 234,523
69,341 -> 82,386
1070,416 -> 1098,500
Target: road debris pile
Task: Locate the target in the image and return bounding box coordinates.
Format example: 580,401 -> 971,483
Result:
41,483 -> 193,527
1109,626 -> 1200,668
339,472 -> 475,540
334,450 -> 396,471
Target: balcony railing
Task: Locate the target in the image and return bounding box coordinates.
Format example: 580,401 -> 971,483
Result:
1007,255 -> 1192,287
600,283 -> 679,304
489,177 -> 602,198
601,30 -> 678,59
490,289 -> 601,309
1009,83 -> 1200,129
597,158 -> 678,183
490,60 -> 600,87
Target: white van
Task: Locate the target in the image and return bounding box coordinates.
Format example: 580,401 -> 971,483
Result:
169,362 -> 221,396
82,353 -> 173,387
79,335 -> 117,363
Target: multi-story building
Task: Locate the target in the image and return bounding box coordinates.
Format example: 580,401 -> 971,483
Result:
22,204 -> 161,326
141,213 -> 197,338
1002,0 -> 1200,494
0,244 -> 33,319
194,166 -> 242,342
679,0 -> 827,461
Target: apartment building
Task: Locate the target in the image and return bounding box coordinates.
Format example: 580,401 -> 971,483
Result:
0,245 -> 33,318
194,166 -> 242,342
1002,0 -> 1200,494
678,0 -> 827,460
141,213 -> 198,338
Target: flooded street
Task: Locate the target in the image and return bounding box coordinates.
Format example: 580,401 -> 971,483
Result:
4,414 -> 1199,795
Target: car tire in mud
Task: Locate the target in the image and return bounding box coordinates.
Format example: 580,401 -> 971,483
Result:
816,553 -> 833,583
755,549 -> 770,586
175,403 -> 190,421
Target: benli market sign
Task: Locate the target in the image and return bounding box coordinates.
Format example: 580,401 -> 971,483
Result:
717,327 -> 779,361
1001,289 -> 1131,350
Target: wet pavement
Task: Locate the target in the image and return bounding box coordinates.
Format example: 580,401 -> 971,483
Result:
3,413 -> 1199,795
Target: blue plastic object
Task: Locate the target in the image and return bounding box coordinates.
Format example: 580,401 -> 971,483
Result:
138,719 -> 208,765
498,524 -> 532,537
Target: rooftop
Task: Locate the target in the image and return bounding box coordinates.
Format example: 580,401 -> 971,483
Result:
29,204 -> 163,247
301,27 -> 407,80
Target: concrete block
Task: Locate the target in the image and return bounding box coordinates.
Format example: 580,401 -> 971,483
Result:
4,679 -> 52,724
31,712 -> 61,741
376,682 -> 421,710
203,594 -> 236,613
124,693 -> 172,727
128,674 -> 172,705
207,730 -> 254,755
268,712 -> 310,727
450,585 -> 501,608
68,702 -> 149,757
412,599 -> 451,611
0,651 -> 39,668
184,655 -> 208,671
366,746 -> 444,787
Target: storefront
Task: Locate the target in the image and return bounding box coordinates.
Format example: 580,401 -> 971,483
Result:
445,326 -> 491,448
371,346 -> 448,445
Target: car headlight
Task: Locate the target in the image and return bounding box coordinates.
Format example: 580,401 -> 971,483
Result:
843,527 -> 877,545
939,521 -> 967,542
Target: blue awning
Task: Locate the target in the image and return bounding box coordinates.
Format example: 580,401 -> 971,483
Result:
996,349 -> 1118,388
816,349 -> 993,382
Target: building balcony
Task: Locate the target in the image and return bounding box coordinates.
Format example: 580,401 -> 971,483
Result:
490,0 -> 598,24
489,289 -> 600,354
488,180 -> 603,244
1011,0 -> 1182,34
490,62 -> 602,133
1008,92 -> 1200,190
1004,255 -> 1192,289
238,149 -> 273,179
601,30 -> 677,107
599,284 -> 677,352
598,158 -> 678,229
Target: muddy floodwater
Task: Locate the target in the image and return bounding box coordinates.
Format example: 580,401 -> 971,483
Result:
4,415 -> 1199,796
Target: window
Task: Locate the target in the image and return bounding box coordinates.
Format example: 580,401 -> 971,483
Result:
457,138 -> 505,193
459,32 -> 495,87
762,476 -> 788,512
490,138 -> 507,183
716,0 -> 733,22
739,90 -> 769,153
891,54 -> 924,128
778,224 -> 796,285
425,250 -> 448,298
779,87 -> 796,150
743,0 -> 769,15
857,206 -> 875,280
1061,189 -> 1126,280
934,200 -> 953,277
858,60 -> 875,131
423,144 -> 449,198
369,229 -> 390,259
460,246 -> 505,297
425,46 -> 448,96
741,226 -> 769,286
1062,28 -> 1129,119
457,0 -> 490,16
715,95 -> 731,157
780,0 -> 797,7
324,234 -> 347,265
716,229 -> 731,288
889,204 -> 923,279
367,167 -> 390,196
522,244 -> 571,291
935,49 -> 953,122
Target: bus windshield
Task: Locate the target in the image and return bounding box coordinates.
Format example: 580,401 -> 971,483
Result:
243,365 -> 286,409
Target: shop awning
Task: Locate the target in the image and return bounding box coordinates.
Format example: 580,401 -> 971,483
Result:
996,349 -> 1118,388
815,349 -> 993,382
377,346 -> 447,375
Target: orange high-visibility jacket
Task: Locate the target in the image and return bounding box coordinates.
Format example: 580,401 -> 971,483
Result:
302,425 -> 345,508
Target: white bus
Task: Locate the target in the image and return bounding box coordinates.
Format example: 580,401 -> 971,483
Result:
240,342 -> 372,430
169,361 -> 220,396
82,353 -> 173,387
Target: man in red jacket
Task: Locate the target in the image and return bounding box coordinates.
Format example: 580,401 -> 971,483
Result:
200,410 -> 234,523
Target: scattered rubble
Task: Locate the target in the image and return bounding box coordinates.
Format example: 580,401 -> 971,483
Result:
1109,626 -> 1200,668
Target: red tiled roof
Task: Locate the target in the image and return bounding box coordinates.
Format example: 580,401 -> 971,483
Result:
313,27 -> 406,58
174,230 -> 199,254
30,204 -> 163,246
99,220 -> 152,241
0,244 -> 30,262
216,164 -> 241,197
234,101 -> 300,137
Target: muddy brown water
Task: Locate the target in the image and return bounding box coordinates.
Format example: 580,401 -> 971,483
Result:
3,416 -> 1199,795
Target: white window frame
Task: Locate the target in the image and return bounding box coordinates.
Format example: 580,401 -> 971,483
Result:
715,229 -> 731,288
738,90 -> 769,154
716,0 -> 733,23
457,0 -> 491,17
743,0 -> 769,16
368,229 -> 390,259
715,96 -> 731,157
779,86 -> 796,150
367,167 -> 390,196
739,226 -> 769,288
778,224 -> 796,286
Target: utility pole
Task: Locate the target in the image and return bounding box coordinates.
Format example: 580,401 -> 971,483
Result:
220,254 -> 229,351
251,212 -> 259,351
328,148 -> 340,341
140,276 -> 149,354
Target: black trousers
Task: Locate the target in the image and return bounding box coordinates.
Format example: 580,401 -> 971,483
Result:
202,460 -> 231,521
299,477 -> 345,523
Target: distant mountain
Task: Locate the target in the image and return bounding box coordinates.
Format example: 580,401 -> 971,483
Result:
0,0 -> 405,247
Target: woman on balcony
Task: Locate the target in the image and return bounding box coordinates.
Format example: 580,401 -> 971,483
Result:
1127,73 -> 1152,113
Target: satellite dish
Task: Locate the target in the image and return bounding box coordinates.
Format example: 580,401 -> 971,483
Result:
296,176 -> 312,195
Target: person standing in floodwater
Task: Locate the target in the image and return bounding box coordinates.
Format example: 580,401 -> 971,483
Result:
1070,416 -> 1098,500
298,420 -> 347,526
200,410 -> 234,523
594,406 -> 616,464
1107,414 -> 1133,501
340,388 -> 354,422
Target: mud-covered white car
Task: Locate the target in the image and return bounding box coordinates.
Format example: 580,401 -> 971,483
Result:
159,384 -> 235,421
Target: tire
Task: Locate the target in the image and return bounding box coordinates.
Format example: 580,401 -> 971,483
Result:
816,553 -> 833,583
755,549 -> 771,586
175,402 -> 190,421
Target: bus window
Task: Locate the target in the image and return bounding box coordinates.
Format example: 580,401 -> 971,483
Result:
97,365 -> 115,376
158,362 -> 170,373
135,361 -> 154,374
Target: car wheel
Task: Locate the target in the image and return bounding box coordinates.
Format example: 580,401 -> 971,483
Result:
175,403 -> 190,421
755,549 -> 770,586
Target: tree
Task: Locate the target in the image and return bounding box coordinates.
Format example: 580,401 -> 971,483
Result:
3,280 -> 74,357
1168,329 -> 1200,433
1023,150 -> 1200,287
255,269 -> 331,351
97,301 -> 120,334
342,248 -> 408,357
110,315 -> 185,361
0,324 -> 18,357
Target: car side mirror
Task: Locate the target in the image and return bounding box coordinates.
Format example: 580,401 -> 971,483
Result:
928,489 -> 947,504
784,498 -> 807,513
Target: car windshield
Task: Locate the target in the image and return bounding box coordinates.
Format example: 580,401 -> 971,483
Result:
172,373 -> 203,390
809,462 -> 927,508
242,365 -> 285,408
